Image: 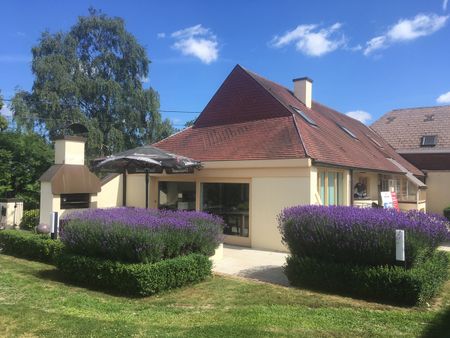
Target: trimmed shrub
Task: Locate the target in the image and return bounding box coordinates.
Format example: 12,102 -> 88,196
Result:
278,206 -> 450,267
285,250 -> 449,306
20,209 -> 39,230
55,253 -> 212,296
444,207 -> 450,222
0,229 -> 64,263
61,208 -> 223,263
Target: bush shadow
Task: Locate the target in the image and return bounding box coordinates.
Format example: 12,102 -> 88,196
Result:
33,268 -> 143,299
421,306 -> 450,338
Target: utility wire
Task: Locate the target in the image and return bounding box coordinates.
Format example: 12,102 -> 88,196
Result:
1,97 -> 200,114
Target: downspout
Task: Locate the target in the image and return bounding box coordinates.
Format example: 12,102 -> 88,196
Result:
122,169 -> 127,207
350,169 -> 354,206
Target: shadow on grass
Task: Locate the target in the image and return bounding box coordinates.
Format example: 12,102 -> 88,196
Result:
236,265 -> 289,286
33,268 -> 143,299
421,306 -> 450,338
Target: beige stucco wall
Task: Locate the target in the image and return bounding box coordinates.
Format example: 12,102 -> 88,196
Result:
252,176 -> 310,251
54,139 -> 85,165
425,171 -> 450,214
94,174 -> 123,208
126,173 -> 148,208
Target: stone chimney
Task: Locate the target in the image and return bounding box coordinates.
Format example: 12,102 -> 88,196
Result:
293,77 -> 313,109
54,135 -> 86,165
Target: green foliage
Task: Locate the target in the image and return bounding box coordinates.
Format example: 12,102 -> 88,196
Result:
0,116 -> 7,132
0,131 -> 53,208
11,8 -> 174,159
20,209 -> 40,230
444,207 -> 450,221
285,251 -> 449,306
55,253 -> 212,296
0,230 -> 64,263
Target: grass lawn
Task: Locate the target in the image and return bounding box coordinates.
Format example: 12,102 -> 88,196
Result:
0,254 -> 449,337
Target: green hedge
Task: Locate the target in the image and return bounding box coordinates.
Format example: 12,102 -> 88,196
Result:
285,250 -> 449,306
55,253 -> 212,296
20,209 -> 39,230
0,230 -> 64,263
444,207 -> 450,221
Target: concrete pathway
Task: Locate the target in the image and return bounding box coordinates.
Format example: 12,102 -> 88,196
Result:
212,245 -> 290,286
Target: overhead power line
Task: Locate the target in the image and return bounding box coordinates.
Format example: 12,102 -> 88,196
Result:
1,97 -> 201,114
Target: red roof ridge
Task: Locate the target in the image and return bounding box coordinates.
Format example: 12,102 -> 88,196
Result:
390,104 -> 450,112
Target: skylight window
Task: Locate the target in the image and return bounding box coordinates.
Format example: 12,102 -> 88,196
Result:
338,124 -> 358,139
420,135 -> 437,147
291,106 -> 317,126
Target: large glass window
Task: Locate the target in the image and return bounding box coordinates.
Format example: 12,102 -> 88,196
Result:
317,170 -> 344,206
202,183 -> 249,237
158,181 -> 196,211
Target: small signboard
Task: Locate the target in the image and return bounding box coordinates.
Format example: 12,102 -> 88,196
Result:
391,192 -> 399,210
380,191 -> 393,209
381,191 -> 400,210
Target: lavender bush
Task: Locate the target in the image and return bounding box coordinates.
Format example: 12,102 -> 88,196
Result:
60,208 -> 223,263
278,206 -> 450,267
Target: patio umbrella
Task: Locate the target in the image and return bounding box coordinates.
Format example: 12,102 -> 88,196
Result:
96,145 -> 201,208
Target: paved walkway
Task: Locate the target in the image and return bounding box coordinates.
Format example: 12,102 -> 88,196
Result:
212,245 -> 290,286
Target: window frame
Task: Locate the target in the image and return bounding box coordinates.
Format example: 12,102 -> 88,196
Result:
317,169 -> 344,206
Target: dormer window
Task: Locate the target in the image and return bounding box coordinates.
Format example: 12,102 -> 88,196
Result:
424,114 -> 434,122
420,135 -> 437,147
338,124 -> 358,139
291,106 -> 317,126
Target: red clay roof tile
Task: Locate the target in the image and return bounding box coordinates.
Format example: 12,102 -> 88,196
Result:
154,65 -> 423,176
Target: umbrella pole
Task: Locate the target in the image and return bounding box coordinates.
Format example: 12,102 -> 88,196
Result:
145,169 -> 149,209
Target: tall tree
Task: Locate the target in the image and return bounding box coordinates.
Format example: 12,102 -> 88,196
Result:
12,8 -> 174,158
0,131 -> 53,208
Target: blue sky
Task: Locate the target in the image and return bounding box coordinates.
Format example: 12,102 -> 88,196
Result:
1,0 -> 450,127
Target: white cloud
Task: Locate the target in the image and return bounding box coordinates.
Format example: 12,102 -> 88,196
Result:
170,24 -> 218,64
364,13 -> 449,55
444,0 -> 449,11
346,110 -> 372,124
271,22 -> 346,57
437,91 -> 450,104
157,32 -> 166,39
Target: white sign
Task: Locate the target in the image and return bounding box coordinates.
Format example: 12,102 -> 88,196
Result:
381,191 -> 393,209
395,230 -> 405,262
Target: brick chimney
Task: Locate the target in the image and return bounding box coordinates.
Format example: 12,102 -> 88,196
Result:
293,77 -> 313,109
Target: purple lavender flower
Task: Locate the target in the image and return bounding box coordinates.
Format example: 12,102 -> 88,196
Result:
60,207 -> 224,263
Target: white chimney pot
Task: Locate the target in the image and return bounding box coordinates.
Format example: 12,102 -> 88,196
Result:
293,77 -> 313,109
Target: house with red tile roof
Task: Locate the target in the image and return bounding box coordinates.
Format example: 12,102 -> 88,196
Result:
146,65 -> 426,251
372,105 -> 450,215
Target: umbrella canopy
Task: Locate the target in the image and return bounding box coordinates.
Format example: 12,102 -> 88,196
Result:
95,145 -> 201,209
96,145 -> 201,173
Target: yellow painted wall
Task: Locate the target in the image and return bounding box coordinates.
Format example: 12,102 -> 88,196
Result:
252,176 -> 310,252
39,182 -> 54,225
126,173 -> 148,208
54,139 -> 85,165
95,174 -> 123,208
425,171 -> 450,214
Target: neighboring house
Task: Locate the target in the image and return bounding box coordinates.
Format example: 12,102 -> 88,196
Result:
150,65 -> 425,251
372,105 -> 450,215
